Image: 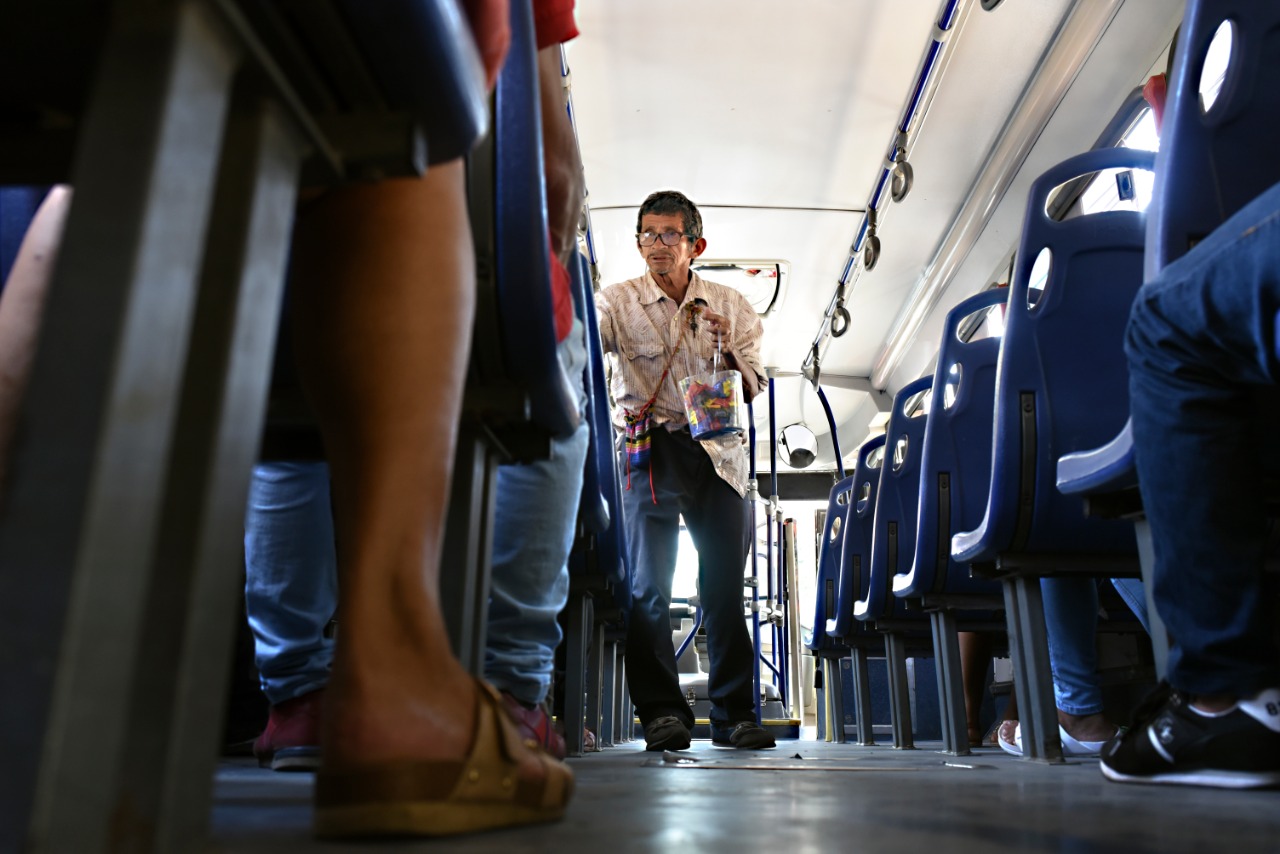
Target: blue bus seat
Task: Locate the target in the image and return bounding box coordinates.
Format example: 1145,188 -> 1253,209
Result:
0,2 -> 490,850
572,253 -> 610,538
831,434 -> 886,640
826,436 -> 887,746
490,0 -> 579,442
562,250 -> 633,755
951,146 -> 1156,567
1058,0 -> 1280,499
898,290 -> 1011,755
0,187 -> 50,286
899,288 -> 1008,603
855,375 -> 933,625
854,375 -> 978,754
808,474 -> 856,654
808,476 -> 854,743
949,146 -> 1156,763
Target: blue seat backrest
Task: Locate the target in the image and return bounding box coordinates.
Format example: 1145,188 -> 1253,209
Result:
954,147 -> 1156,562
901,289 -> 1008,598
856,376 -> 932,622
1149,0 -> 1280,278
494,0 -> 578,439
807,474 -> 856,652
0,187 -> 49,288
1057,1 -> 1280,495
571,252 -> 608,536
572,253 -> 632,611
830,434 -> 886,638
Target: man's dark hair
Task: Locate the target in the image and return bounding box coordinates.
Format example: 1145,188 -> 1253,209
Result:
636,190 -> 703,243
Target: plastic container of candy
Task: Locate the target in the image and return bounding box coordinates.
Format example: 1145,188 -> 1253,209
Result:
679,369 -> 744,440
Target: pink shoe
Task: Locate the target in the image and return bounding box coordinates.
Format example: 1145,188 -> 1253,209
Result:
253,689 -> 323,771
500,692 -> 567,760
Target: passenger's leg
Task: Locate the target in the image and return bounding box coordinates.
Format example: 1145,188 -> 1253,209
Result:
289,160 -> 570,833
958,631 -> 992,745
245,461 -> 336,706
243,461 -> 336,770
1105,182 -> 1280,786
1126,185 -> 1280,698
0,186 -> 70,506
486,320 -> 589,753
621,430 -> 688,735
678,443 -> 754,732
1109,577 -> 1149,635
1041,577 -> 1113,744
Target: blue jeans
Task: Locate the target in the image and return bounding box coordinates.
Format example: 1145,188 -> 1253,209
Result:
484,320 -> 589,706
1042,577 -> 1148,716
244,321 -> 589,707
1126,180 -> 1280,697
243,461 -> 336,706
622,426 -> 755,730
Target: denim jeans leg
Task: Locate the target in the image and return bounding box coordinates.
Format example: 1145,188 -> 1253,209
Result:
1126,182 -> 1280,696
1109,577 -> 1148,635
485,320 -> 590,706
621,442 -> 688,728
681,465 -> 753,727
244,461 -> 337,706
1040,577 -> 1103,716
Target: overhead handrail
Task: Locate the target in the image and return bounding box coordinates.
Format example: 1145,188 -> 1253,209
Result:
801,0 -> 968,387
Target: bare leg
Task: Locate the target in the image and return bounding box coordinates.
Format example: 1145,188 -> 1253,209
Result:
958,631 -> 991,746
0,186 -> 72,505
288,160 -> 481,767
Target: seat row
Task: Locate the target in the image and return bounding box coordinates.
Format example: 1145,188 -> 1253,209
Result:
812,0 -> 1280,760
810,143 -> 1155,759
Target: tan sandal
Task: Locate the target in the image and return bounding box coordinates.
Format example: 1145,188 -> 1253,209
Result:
314,680 -> 574,838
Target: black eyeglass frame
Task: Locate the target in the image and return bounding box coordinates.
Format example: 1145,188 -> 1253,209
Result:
636,230 -> 694,247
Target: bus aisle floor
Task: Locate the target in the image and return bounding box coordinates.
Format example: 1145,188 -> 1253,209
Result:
209,738 -> 1280,852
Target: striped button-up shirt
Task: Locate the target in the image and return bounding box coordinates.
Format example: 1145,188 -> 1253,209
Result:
595,270 -> 767,497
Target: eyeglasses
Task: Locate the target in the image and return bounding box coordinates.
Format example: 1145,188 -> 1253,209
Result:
637,230 -> 691,247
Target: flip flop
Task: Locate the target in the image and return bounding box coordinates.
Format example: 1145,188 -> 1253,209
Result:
314,680 -> 574,838
997,721 -> 1113,758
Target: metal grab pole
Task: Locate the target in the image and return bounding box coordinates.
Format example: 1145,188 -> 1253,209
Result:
746,403 -> 763,724
816,386 -> 846,480
767,373 -> 787,709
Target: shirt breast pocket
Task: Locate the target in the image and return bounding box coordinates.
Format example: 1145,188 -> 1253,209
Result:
619,337 -> 665,365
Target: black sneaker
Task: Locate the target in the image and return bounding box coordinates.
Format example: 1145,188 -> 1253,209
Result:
711,721 -> 776,749
1100,682 -> 1280,789
644,715 -> 691,751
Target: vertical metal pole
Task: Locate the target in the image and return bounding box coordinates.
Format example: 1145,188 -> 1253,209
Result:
747,403 -> 762,723
767,373 -> 785,707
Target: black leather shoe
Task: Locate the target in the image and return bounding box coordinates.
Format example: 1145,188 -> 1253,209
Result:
643,715 -> 692,751
712,721 -> 776,749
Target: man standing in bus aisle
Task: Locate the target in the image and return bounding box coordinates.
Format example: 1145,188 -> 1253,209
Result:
595,190 -> 773,751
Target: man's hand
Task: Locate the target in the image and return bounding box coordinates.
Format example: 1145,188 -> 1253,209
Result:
699,308 -> 762,403
701,308 -> 731,347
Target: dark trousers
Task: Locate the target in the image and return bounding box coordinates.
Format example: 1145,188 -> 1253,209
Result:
621,426 -> 754,729
1126,180 -> 1280,696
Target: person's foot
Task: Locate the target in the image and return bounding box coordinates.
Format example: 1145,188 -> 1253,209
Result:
711,721 -> 776,749
1058,710 -> 1118,744
643,715 -> 691,751
1101,683 -> 1280,789
315,679 -> 573,838
996,717 -> 1112,757
500,692 -> 567,760
253,689 -> 323,771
